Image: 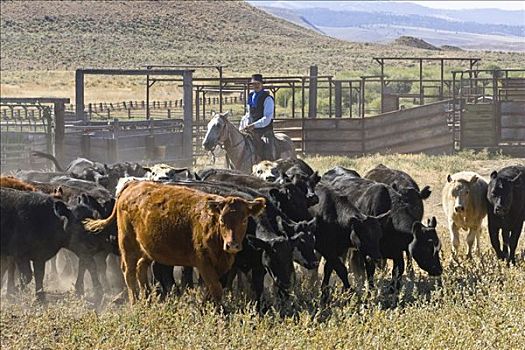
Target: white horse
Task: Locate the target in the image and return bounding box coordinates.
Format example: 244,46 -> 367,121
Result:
202,112 -> 296,173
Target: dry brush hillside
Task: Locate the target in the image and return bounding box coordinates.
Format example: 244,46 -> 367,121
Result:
1,0 -> 521,76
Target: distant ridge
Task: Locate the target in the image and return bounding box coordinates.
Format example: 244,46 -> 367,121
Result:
393,36 -> 440,50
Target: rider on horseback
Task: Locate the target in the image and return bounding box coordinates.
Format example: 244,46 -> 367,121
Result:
239,74 -> 276,160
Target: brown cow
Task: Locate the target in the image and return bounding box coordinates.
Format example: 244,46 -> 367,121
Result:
84,181 -> 265,304
0,176 -> 36,192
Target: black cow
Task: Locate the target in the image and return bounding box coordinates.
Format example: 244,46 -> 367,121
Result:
253,159 -> 321,207
324,169 -> 442,290
364,164 -> 431,221
364,164 -> 432,271
309,183 -> 388,295
0,188 -> 83,299
198,168 -> 312,222
486,165 -> 525,264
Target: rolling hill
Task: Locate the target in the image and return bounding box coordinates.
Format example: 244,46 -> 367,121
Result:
0,0 -> 520,77
253,2 -> 525,52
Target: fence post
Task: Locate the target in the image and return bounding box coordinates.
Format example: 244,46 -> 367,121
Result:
183,71 -> 193,166
334,80 -> 342,118
108,118 -> 119,163
308,65 -> 318,118
81,134 -> 91,159
54,102 -> 65,167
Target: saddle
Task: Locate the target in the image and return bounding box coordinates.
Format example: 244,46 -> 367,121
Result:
243,129 -> 277,161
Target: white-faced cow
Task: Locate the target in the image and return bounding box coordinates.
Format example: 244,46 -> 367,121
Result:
442,171 -> 488,259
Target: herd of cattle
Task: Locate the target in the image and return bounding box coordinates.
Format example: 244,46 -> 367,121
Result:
1,152 -> 524,308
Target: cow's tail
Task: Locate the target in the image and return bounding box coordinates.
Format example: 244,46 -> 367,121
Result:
31,151 -> 64,171
83,200 -> 117,234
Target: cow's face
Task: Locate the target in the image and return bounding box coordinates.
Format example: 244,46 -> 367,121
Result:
208,197 -> 266,253
277,216 -> 318,269
248,235 -> 294,291
268,183 -> 310,221
447,174 -> 478,213
488,171 -> 521,216
202,112 -> 228,151
252,161 -> 278,181
349,212 -> 389,260
409,217 -> 442,276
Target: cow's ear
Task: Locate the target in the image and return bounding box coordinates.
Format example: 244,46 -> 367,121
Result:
290,231 -> 305,245
276,215 -> 292,234
53,186 -> 64,198
391,183 -> 398,191
511,172 -> 523,185
53,200 -> 71,219
247,235 -> 271,251
411,222 -> 424,238
428,216 -> 437,228
307,217 -> 317,231
248,197 -> 266,217
373,210 -> 391,228
419,185 -> 431,199
207,200 -> 225,214
220,111 -> 230,119
447,174 -> 452,183
490,171 -> 498,180
310,171 -> 321,185
469,175 -> 478,184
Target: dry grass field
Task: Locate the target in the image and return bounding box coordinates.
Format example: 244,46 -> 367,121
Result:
1,152 -> 524,350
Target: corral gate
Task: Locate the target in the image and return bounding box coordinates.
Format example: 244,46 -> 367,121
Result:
0,98 -> 69,171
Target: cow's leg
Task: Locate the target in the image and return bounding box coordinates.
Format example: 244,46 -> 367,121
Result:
75,256 -> 87,296
85,255 -> 104,303
6,257 -> 16,295
136,257 -> 152,299
181,266 -> 194,289
488,219 -> 504,260
120,251 -> 139,304
508,222 -> 523,265
33,259 -> 46,301
0,255 -> 10,290
152,262 -> 175,298
466,227 -> 478,259
332,258 -> 351,290
196,262 -> 223,303
93,252 -> 108,292
251,268 -> 266,303
448,221 -> 460,257
390,253 -> 405,292
364,258 -> 376,289
501,229 -> 511,262
321,260 -> 334,289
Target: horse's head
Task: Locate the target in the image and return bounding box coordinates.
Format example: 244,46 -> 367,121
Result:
202,112 -> 230,151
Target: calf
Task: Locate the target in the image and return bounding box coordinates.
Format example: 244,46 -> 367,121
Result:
442,172 -> 488,258
84,181 -> 265,303
0,188 -> 82,299
309,183 -> 388,294
486,166 -> 525,264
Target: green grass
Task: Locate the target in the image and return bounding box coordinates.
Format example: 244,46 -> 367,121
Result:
2,152 -> 525,349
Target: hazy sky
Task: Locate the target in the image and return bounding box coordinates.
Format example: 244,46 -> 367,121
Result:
401,1 -> 525,11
